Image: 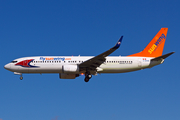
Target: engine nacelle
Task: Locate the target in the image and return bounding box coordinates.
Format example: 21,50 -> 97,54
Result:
62,65 -> 79,73
59,73 -> 79,79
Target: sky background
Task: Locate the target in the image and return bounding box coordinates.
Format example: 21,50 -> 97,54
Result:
0,0 -> 180,120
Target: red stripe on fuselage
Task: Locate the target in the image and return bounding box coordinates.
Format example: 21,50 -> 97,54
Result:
15,59 -> 34,67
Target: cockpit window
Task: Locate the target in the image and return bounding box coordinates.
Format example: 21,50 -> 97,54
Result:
11,61 -> 17,63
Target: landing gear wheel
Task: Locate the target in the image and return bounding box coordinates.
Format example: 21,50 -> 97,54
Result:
20,76 -> 23,80
84,73 -> 92,82
88,74 -> 92,79
84,77 -> 89,82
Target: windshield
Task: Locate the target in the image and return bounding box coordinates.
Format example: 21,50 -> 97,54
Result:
11,61 -> 18,63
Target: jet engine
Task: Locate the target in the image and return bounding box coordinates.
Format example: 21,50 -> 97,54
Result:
62,65 -> 79,73
59,73 -> 79,79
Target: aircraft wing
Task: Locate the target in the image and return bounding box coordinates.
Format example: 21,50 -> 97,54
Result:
79,36 -> 123,71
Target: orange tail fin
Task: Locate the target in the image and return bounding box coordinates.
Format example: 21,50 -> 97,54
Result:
128,28 -> 168,57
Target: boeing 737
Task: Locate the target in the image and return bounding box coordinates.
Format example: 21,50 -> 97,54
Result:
4,28 -> 174,82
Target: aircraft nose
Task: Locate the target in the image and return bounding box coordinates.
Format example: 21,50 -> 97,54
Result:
4,63 -> 11,70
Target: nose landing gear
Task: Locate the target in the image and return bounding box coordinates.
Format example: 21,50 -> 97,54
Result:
14,72 -> 23,80
20,76 -> 23,80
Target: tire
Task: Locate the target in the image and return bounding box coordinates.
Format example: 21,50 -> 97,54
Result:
84,77 -> 89,82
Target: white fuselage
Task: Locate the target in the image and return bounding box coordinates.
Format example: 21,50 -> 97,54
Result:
4,28 -> 173,81
4,56 -> 162,74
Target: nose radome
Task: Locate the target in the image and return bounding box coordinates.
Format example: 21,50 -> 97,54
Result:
4,63 -> 11,70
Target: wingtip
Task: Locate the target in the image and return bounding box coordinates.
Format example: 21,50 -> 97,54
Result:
119,36 -> 123,41
113,36 -> 123,49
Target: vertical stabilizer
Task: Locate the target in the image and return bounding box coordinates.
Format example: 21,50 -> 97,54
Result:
128,28 -> 168,57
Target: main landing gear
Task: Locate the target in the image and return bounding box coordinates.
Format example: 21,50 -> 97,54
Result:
84,72 -> 92,82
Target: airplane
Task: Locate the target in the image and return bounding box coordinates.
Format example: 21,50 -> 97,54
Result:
4,28 -> 174,82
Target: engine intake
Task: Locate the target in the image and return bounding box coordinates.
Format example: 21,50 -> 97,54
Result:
62,65 -> 79,73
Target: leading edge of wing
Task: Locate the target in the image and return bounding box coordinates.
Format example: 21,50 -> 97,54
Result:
79,36 -> 123,70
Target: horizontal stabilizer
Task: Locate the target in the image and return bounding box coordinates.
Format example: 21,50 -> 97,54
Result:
151,52 -> 175,61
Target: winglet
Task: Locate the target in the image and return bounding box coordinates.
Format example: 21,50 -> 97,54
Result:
112,36 -> 123,49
